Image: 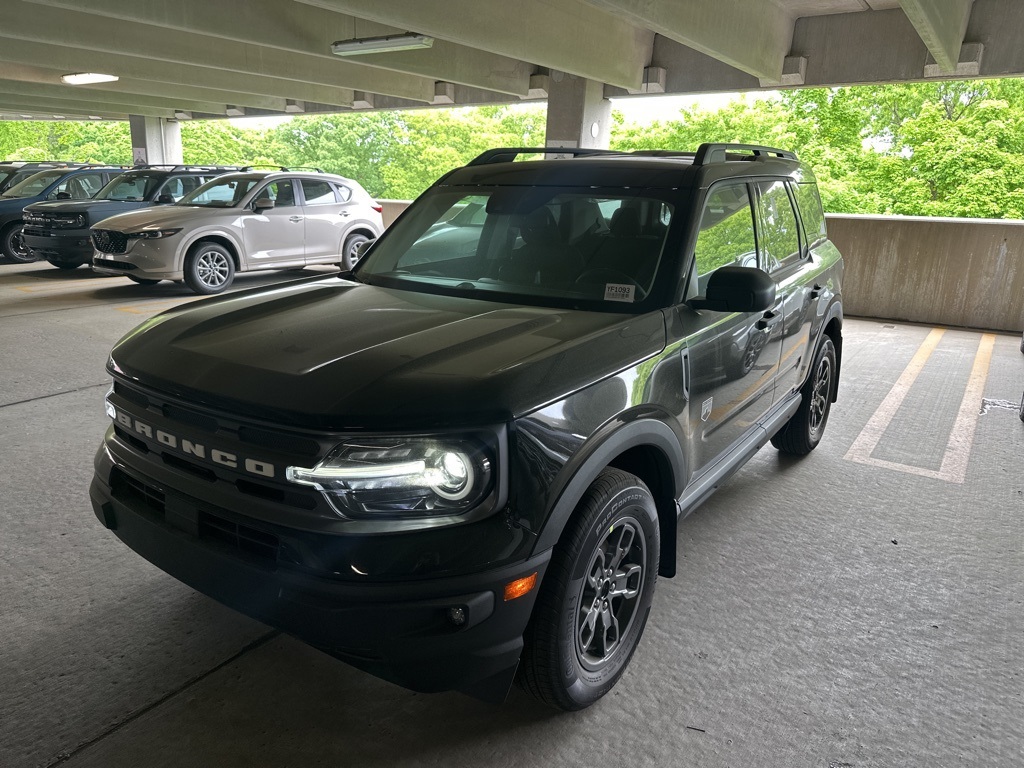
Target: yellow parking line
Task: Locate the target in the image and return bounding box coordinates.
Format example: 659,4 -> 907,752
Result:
844,328 -> 995,483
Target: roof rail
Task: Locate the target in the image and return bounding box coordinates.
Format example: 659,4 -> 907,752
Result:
466,147 -> 623,166
238,164 -> 325,173
129,164 -> 245,172
693,143 -> 797,166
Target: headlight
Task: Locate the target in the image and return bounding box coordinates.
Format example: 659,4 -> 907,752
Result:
286,435 -> 497,522
127,228 -> 182,239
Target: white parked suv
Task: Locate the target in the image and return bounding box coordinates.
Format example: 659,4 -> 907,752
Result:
90,168 -> 383,294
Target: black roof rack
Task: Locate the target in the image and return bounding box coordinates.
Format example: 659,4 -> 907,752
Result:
238,164 -> 326,173
128,164 -> 245,172
467,147 -> 624,166
693,143 -> 797,165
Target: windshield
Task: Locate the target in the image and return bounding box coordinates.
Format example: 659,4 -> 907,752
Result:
2,169 -> 64,198
358,186 -> 675,311
97,172 -> 164,202
177,175 -> 260,207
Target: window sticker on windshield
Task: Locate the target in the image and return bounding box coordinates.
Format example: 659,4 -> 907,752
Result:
604,283 -> 635,303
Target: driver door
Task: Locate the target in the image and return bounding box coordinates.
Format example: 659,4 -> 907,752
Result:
238,179 -> 305,268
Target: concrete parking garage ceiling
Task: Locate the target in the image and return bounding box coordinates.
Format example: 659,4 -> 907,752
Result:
0,0 -> 1019,121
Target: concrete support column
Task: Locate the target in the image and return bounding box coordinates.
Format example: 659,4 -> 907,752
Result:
544,72 -> 612,150
128,115 -> 183,165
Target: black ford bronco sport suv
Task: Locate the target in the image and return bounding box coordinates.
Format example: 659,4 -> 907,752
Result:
91,144 -> 843,711
22,165 -> 241,271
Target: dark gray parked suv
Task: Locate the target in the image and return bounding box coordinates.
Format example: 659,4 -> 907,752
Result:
91,144 -> 843,710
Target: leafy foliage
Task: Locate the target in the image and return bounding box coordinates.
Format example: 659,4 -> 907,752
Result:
0,81 -> 1022,217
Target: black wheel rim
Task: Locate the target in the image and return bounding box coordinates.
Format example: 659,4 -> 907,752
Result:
8,227 -> 30,260
575,515 -> 646,671
196,250 -> 230,288
809,354 -> 832,438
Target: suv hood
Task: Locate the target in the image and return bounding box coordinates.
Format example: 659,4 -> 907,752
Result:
25,199 -> 145,215
92,204 -> 227,231
110,279 -> 667,430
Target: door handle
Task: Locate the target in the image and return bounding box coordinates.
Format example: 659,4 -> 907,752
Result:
756,310 -> 777,331
810,283 -> 824,299
289,216 -> 303,222
340,211 -> 351,217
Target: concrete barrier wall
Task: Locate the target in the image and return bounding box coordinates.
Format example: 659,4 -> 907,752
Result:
827,214 -> 1024,333
373,202 -> 1024,333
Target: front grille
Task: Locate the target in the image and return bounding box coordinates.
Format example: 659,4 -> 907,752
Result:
23,213 -> 49,226
93,229 -> 129,254
110,467 -> 165,515
239,425 -> 320,457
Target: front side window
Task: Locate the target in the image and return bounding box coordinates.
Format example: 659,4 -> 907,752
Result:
258,180 -> 296,207
358,187 -> 675,311
300,179 -> 335,205
755,181 -> 802,272
692,183 -> 758,294
3,170 -> 66,198
54,173 -> 105,199
159,175 -> 204,201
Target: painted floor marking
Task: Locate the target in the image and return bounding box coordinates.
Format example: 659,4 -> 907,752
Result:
844,329 -> 995,484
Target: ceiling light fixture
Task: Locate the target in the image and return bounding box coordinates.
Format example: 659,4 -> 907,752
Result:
330,33 -> 433,56
61,72 -> 119,85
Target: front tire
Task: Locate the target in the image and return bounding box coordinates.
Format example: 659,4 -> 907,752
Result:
2,222 -> 35,263
184,241 -> 235,295
518,468 -> 659,711
771,337 -> 836,455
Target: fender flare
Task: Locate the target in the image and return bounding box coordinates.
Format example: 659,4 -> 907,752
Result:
531,416 -> 686,556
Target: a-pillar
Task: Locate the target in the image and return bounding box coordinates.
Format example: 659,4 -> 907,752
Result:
127,115 -> 183,166
544,72 -> 611,150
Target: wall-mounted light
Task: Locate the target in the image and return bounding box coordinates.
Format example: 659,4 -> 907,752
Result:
330,33 -> 433,56
61,72 -> 119,85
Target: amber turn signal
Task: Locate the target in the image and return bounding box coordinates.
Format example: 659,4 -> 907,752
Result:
503,572 -> 537,601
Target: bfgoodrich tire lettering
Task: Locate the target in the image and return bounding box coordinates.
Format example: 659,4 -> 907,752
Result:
518,468 -> 659,710
771,336 -> 836,455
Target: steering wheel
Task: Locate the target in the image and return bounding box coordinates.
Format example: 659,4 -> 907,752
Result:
575,268 -> 647,300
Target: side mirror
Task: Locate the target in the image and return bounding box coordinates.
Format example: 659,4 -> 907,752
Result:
156,193 -> 175,204
251,196 -> 274,212
688,266 -> 776,313
53,191 -> 72,200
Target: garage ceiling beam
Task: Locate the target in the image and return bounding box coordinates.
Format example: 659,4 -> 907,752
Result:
0,37 -> 358,108
2,1 -> 432,103
583,0 -> 793,82
295,0 -> 652,91
0,94 -> 170,119
0,79 -> 232,117
23,0 -> 533,98
898,0 -> 973,73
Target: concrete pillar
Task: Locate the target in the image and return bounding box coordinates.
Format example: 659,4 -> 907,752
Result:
128,115 -> 183,165
544,72 -> 611,150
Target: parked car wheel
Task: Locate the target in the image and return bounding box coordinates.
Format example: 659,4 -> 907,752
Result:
771,336 -> 836,455
2,222 -> 35,263
127,276 -> 161,285
1019,331 -> 1023,354
340,233 -> 371,271
184,242 -> 235,295
517,468 -> 659,711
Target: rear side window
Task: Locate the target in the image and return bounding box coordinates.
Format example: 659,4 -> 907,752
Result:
334,184 -> 352,202
793,182 -> 827,245
754,180 -> 801,272
161,175 -> 204,201
300,179 -> 336,205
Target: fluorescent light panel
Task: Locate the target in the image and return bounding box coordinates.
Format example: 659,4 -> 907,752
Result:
331,33 -> 433,56
61,72 -> 118,85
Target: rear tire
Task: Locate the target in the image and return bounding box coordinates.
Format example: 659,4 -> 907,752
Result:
517,468 -> 659,711
340,233 -> 371,271
771,337 -> 836,455
2,222 -> 35,263
184,241 -> 235,295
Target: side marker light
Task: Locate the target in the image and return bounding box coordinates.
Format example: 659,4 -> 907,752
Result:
503,572 -> 538,602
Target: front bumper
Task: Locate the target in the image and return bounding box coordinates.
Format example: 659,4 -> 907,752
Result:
23,230 -> 93,262
89,444 -> 549,700
91,238 -> 184,280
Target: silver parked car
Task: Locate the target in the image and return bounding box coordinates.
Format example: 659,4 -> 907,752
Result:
90,169 -> 383,294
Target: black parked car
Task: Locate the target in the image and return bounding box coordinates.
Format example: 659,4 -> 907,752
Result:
0,165 -> 127,262
23,165 -> 242,270
90,144 -> 844,710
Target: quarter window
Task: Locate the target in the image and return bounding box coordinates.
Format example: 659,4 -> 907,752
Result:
793,182 -> 827,246
755,181 -> 801,272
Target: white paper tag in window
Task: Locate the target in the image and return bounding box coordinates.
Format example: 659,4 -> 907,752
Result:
604,283 -> 635,303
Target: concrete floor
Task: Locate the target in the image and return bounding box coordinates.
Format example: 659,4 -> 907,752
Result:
2,260 -> 1022,768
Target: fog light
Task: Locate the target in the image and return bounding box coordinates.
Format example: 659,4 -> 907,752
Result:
503,572 -> 537,602
104,399 -> 116,419
446,606 -> 467,626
